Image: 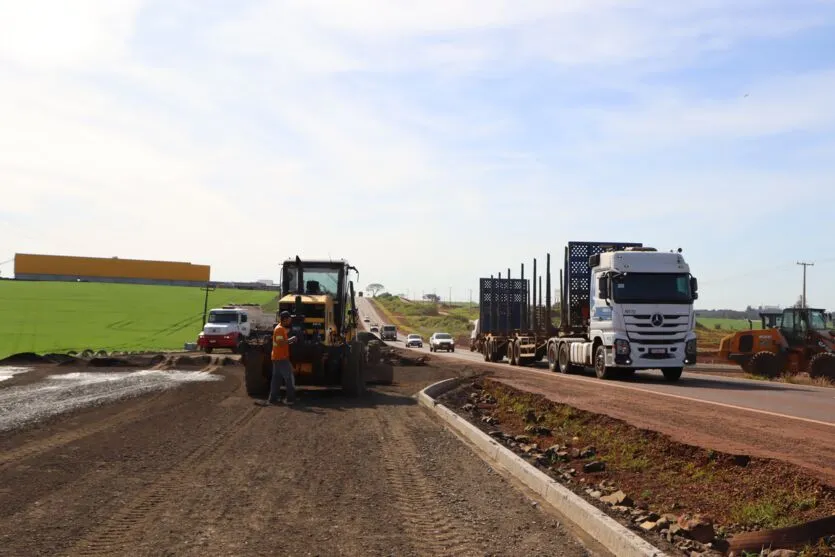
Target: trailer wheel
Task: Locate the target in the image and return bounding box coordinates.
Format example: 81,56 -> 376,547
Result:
547,343 -> 558,372
482,344 -> 490,362
594,345 -> 613,380
508,342 -> 517,366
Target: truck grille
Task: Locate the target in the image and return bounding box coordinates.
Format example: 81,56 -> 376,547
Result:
624,314 -> 689,344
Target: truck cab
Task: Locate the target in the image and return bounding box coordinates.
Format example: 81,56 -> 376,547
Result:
198,308 -> 252,353
546,242 -> 698,382
589,247 -> 698,377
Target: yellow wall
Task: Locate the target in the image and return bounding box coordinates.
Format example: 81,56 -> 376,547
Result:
14,253 -> 210,282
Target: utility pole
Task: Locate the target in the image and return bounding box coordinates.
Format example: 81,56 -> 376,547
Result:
449,286 -> 452,305
797,261 -> 814,308
201,283 -> 216,325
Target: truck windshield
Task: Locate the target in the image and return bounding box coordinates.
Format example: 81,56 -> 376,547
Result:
611,273 -> 692,304
208,311 -> 238,323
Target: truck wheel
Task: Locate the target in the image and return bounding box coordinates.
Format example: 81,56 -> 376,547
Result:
508,343 -> 517,366
809,353 -> 835,379
661,367 -> 682,382
483,344 -> 490,362
594,345 -> 613,380
547,344 -> 558,372
558,343 -> 573,374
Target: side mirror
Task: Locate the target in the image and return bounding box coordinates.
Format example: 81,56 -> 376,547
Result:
690,277 -> 699,300
598,276 -> 609,300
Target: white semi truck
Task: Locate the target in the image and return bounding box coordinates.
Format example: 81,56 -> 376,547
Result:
476,241 -> 699,382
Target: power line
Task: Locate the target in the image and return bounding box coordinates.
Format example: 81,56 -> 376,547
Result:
698,256 -> 835,286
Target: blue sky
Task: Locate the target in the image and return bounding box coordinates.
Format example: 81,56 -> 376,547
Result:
1,0 -> 835,310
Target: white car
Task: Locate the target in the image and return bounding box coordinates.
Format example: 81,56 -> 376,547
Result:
405,334 -> 423,348
429,332 -> 455,352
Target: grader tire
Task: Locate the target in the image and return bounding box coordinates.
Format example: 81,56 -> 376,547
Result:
244,346 -> 270,397
342,341 -> 367,397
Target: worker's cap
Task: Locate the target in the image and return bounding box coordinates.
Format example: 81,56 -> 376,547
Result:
279,310 -> 292,319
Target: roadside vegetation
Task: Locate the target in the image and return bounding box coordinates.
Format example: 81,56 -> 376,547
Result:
441,378 -> 835,555
369,294 -> 477,343
0,281 -> 276,358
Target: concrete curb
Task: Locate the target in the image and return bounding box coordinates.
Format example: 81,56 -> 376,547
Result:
418,378 -> 669,557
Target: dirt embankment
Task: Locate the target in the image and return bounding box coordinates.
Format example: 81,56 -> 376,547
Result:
438,378 -> 835,556
0,352 -> 602,557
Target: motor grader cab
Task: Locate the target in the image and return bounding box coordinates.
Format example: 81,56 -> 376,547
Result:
718,307 -> 835,379
240,256 -> 367,397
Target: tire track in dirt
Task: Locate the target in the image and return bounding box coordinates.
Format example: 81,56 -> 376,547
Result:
68,404 -> 262,556
0,372 -> 239,470
376,407 -> 484,557
0,391 -> 169,469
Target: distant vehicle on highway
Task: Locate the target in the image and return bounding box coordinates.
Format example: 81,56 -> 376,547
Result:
370,326 -> 379,334
429,332 -> 455,352
380,324 -> 397,341
363,317 -> 370,323
405,334 -> 423,348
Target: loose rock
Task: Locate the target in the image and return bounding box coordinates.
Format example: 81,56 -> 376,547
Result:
583,461 -> 606,473
677,513 -> 716,544
600,490 -> 633,507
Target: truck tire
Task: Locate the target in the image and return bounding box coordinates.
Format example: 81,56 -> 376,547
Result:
594,345 -> 613,380
508,342 -> 517,366
483,344 -> 490,362
809,353 -> 835,379
748,351 -> 783,379
547,343 -> 558,372
661,367 -> 682,382
558,343 -> 576,374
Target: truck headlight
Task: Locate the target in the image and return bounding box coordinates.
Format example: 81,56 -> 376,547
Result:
686,339 -> 697,355
614,339 -> 630,355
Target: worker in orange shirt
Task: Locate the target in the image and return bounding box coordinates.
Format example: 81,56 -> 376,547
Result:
266,310 -> 297,405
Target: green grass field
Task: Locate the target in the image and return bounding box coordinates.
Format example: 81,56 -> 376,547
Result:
0,281 -> 277,359
696,317 -> 756,331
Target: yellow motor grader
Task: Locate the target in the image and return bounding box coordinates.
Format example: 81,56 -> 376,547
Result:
240,256 -> 368,397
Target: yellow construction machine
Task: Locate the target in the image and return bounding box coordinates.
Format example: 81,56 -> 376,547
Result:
718,307 -> 835,379
240,256 -> 367,397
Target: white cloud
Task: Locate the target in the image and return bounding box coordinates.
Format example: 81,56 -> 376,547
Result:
0,0 -> 142,70
1,0 -> 835,309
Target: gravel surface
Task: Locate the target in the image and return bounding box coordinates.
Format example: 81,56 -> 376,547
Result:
0,369 -> 220,432
0,361 -> 602,557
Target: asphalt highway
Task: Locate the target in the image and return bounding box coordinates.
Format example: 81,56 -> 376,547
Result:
357,297 -> 835,427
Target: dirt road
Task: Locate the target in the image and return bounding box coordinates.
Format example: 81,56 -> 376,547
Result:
0,361 -> 600,557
